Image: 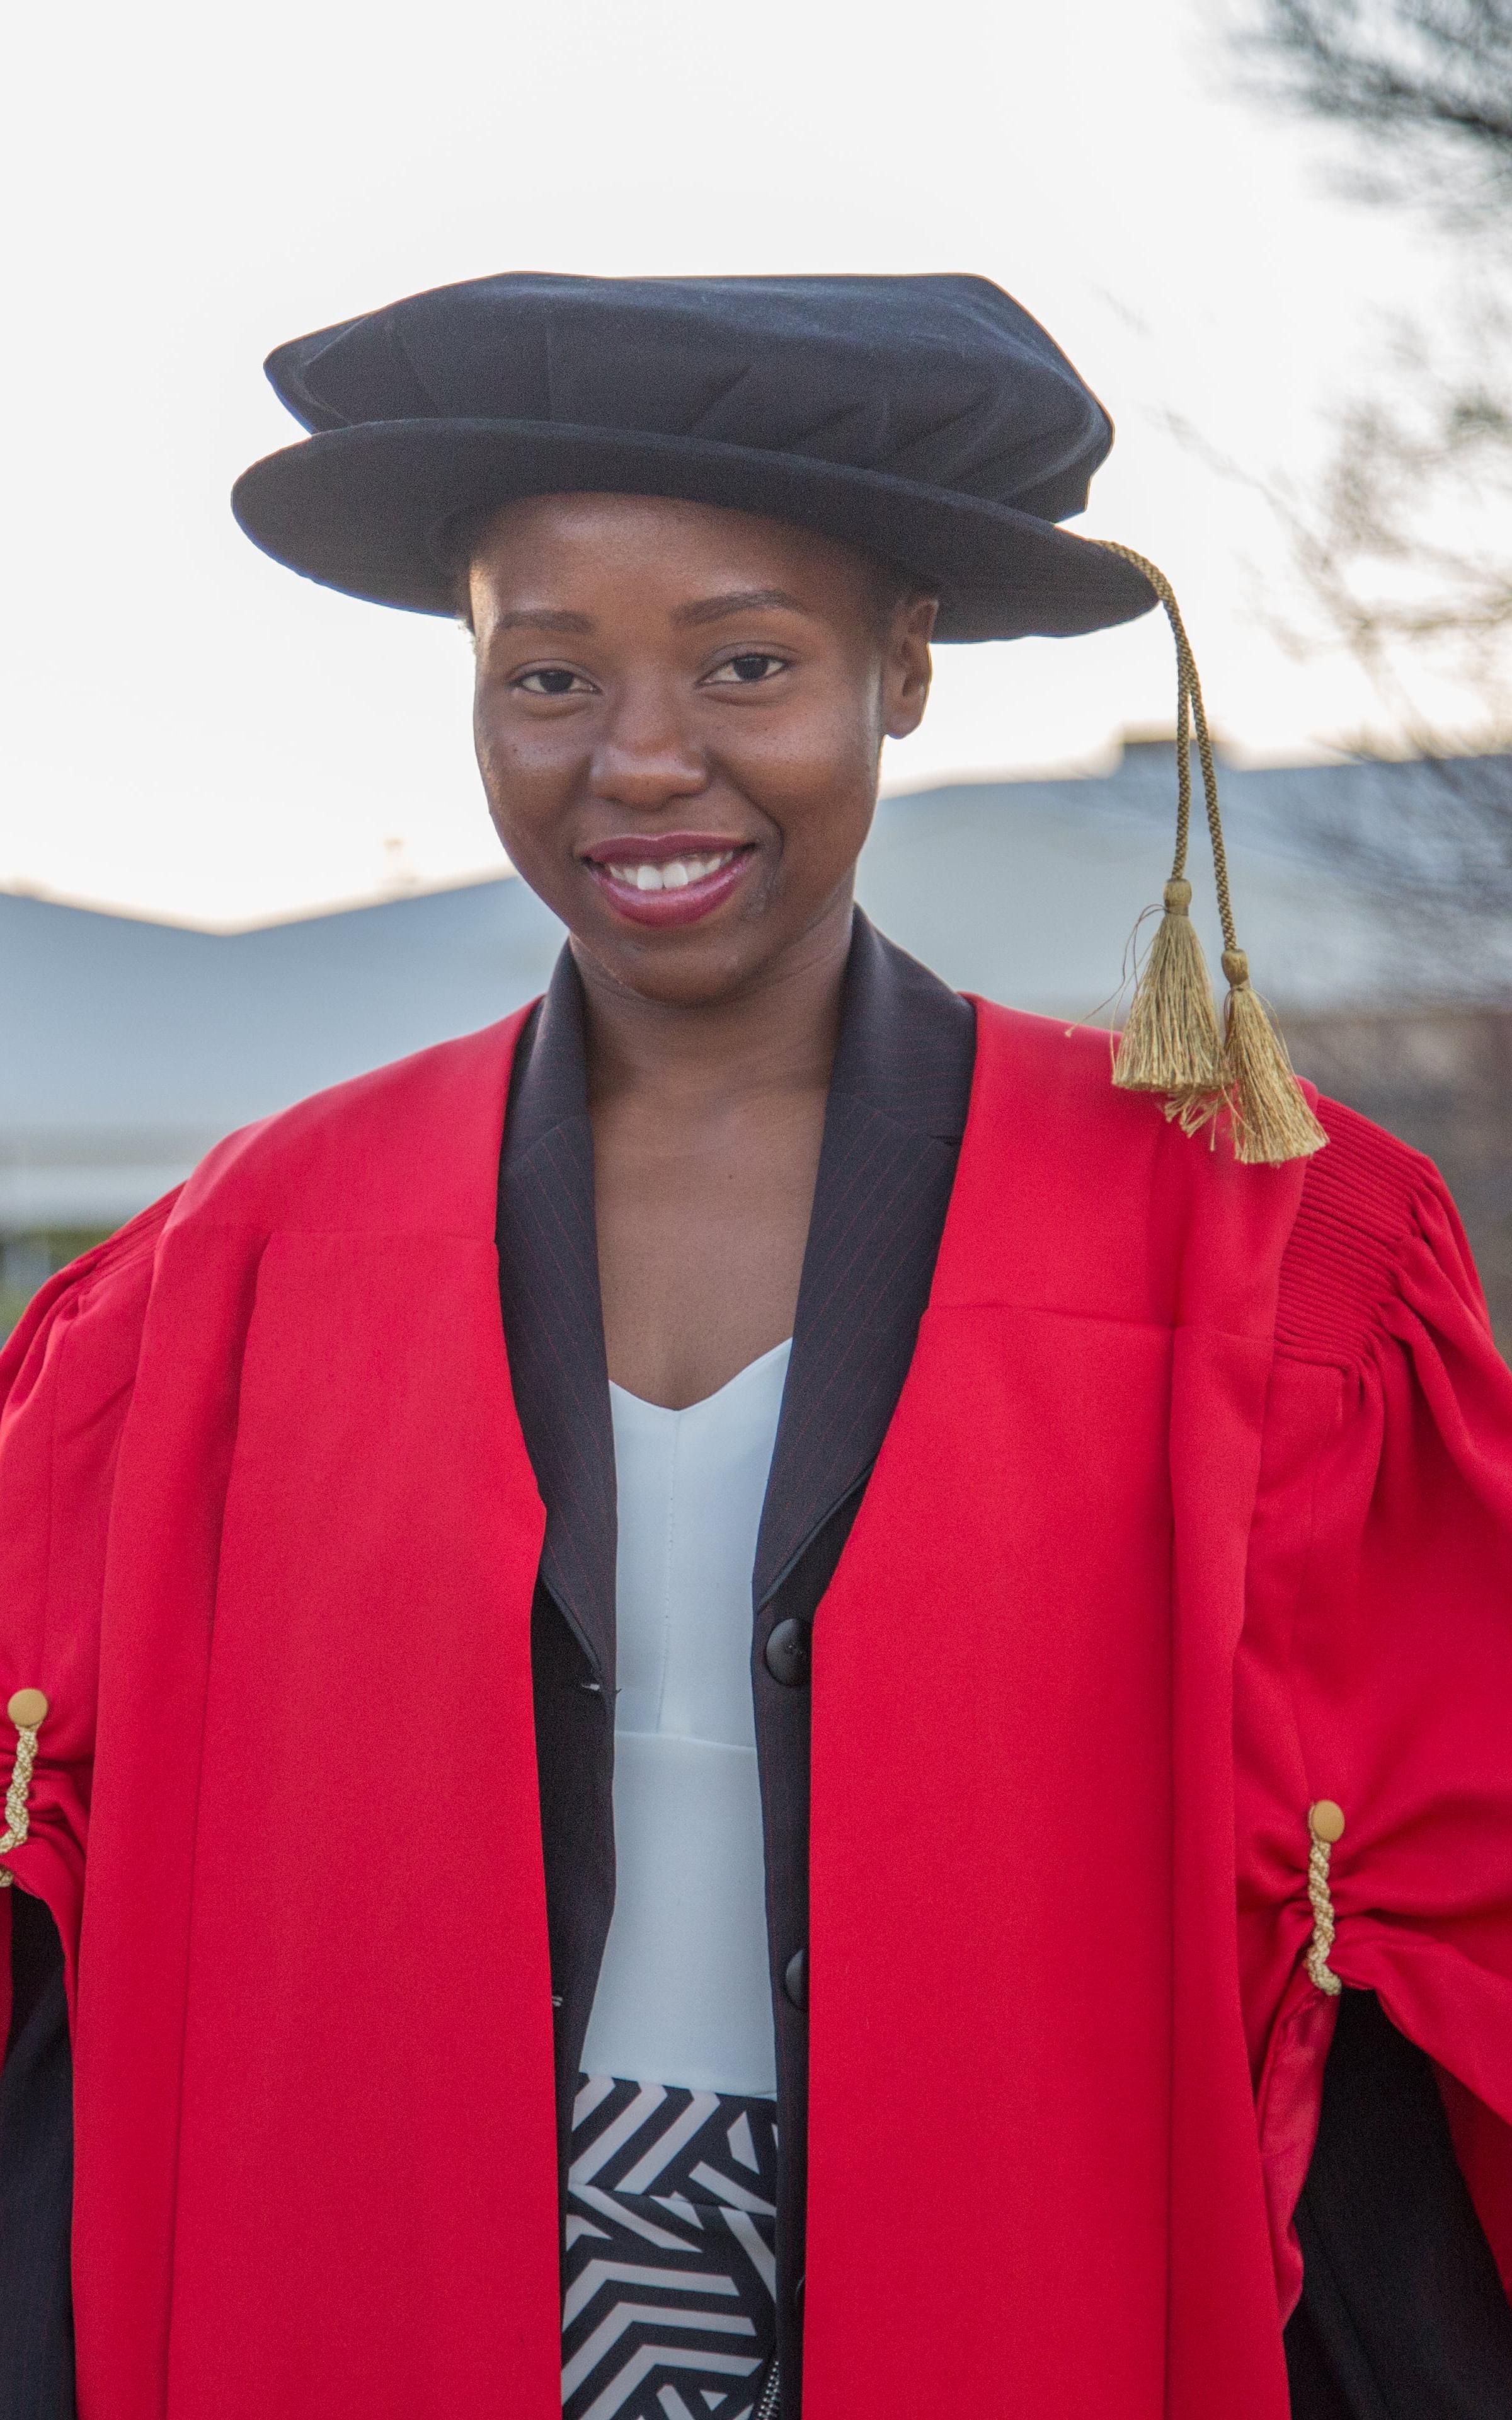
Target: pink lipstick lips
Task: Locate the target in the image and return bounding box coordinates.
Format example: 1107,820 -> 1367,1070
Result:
581,833 -> 757,927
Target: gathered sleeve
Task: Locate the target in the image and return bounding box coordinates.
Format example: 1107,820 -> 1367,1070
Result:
1237,1099 -> 1512,2311
0,1199 -> 173,2048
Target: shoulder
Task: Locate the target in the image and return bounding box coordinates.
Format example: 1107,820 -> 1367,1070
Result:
958,1003 -> 1469,1356
966,1000 -> 1128,1142
970,995 -> 1441,1226
948,1003 -> 1307,1334
970,998 -> 1111,1081
965,996 -> 1223,1187
0,1189 -> 178,1413
0,1014 -> 533,1405
169,1011 -> 532,1240
1276,1094 -> 1474,1364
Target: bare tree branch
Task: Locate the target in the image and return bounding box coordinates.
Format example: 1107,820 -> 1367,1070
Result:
1214,0 -> 1512,988
1239,0 -> 1512,220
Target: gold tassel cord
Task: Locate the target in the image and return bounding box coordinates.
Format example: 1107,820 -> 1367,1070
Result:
1099,545 -> 1327,1166
0,1688 -> 48,1887
1099,550 -> 1220,1100
1304,1799 -> 1345,1997
1104,580 -> 1223,1098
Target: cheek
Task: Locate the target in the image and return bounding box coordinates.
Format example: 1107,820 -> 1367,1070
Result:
736,691 -> 880,869
472,696 -> 576,853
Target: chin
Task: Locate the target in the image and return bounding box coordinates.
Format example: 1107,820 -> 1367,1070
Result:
581,923 -> 779,1009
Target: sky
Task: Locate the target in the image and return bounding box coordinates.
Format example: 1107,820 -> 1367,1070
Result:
1,0 -> 1478,927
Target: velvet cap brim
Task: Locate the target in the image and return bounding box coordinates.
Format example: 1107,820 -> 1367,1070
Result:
231,418 -> 1154,642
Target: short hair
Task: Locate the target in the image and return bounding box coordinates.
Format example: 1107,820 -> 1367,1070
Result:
864,555 -> 934,632
438,504 -> 504,627
440,504 -> 934,637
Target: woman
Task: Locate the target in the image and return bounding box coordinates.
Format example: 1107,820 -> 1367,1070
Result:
3,273 -> 1511,2420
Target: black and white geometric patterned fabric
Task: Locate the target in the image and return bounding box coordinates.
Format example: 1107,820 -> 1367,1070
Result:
563,2073 -> 779,2420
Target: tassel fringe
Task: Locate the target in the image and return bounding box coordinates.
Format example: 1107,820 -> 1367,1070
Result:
1221,951 -> 1329,1165
1100,543 -> 1328,1168
1113,878 -> 1224,1097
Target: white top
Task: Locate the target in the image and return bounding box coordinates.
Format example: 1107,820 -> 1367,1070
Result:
581,1337 -> 791,2096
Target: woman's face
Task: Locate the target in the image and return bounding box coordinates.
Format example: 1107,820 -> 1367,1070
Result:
467,493 -> 935,1006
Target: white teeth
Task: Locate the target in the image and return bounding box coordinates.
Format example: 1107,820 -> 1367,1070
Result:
602,850 -> 737,894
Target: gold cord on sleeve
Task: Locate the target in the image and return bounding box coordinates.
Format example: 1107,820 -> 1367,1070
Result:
0,1690 -> 49,1886
1304,1799 -> 1346,1996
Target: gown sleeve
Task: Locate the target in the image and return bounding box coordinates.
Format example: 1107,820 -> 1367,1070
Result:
1240,1097 -> 1512,2332
0,1201 -> 173,2420
0,1198 -> 172,2017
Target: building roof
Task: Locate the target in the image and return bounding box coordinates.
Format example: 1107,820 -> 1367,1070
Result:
5,746 -> 1504,1230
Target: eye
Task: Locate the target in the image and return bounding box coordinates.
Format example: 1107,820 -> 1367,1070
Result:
704,652 -> 789,686
515,666 -> 595,696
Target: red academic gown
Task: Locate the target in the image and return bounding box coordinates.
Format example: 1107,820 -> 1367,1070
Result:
1,998 -> 1509,2420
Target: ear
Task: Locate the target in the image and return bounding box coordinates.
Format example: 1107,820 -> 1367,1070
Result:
883,594 -> 937,740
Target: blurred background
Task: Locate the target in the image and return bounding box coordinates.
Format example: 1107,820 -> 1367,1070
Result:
5,0 -> 1512,1339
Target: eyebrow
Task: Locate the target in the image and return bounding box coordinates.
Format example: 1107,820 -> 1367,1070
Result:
673,587 -> 812,627
488,586 -> 813,639
491,607 -> 595,635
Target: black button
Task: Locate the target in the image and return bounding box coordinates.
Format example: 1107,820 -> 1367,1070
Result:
764,1617 -> 812,1688
783,1947 -> 808,2010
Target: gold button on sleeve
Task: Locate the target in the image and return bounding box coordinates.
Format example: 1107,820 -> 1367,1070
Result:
1309,1799 -> 1346,1845
7,1689 -> 48,1732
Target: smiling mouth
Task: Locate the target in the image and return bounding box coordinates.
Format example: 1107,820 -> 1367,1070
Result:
599,847 -> 738,892
581,839 -> 757,925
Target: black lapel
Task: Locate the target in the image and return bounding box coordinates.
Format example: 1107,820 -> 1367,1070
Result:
497,913 -> 976,1650
753,911 -> 976,1608
496,948 -> 616,1684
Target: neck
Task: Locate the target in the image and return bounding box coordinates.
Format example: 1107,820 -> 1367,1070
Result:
574,892 -> 853,1113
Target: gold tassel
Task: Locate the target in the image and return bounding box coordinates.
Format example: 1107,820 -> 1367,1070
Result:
1222,949 -> 1328,1165
1114,875 -> 1223,1095
1109,610 -> 1223,1101
1101,544 -> 1327,1166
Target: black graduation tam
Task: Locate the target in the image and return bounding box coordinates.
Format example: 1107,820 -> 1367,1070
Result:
232,272 -> 1156,642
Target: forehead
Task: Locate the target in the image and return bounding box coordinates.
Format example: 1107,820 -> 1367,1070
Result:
467,491 -> 878,609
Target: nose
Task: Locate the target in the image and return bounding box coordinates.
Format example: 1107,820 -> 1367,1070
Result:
589,675 -> 709,813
